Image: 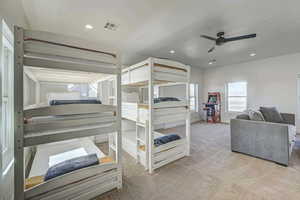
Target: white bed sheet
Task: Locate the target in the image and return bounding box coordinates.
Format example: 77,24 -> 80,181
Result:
29,138 -> 106,178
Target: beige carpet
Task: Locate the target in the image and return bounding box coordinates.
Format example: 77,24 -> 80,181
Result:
95,122 -> 300,200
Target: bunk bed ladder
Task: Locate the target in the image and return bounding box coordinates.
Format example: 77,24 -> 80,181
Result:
135,121 -> 149,170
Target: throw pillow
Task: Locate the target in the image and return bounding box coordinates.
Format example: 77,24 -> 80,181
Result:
259,107 -> 283,123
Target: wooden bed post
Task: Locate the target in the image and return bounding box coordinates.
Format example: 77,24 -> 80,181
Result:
14,26 -> 25,200
116,56 -> 122,189
148,57 -> 154,174
186,65 -> 191,156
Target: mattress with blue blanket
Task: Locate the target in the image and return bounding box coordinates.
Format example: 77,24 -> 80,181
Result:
154,134 -> 181,147
45,154 -> 99,181
154,97 -> 180,104
49,99 -> 102,106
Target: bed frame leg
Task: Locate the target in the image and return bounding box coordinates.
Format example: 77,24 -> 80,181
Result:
117,177 -> 122,189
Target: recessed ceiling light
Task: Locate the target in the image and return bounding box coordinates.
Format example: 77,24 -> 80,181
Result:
170,50 -> 175,54
85,24 -> 93,30
250,53 -> 256,57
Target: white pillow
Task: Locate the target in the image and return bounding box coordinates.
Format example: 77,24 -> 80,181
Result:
245,109 -> 265,121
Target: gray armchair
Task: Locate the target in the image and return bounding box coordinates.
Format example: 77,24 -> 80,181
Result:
231,113 -> 296,166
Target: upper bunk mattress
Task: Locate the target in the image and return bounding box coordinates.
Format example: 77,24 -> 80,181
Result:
29,138 -> 105,178
49,99 -> 102,106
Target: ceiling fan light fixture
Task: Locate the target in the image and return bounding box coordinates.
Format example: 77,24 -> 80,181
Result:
250,53 -> 256,57
209,59 -> 216,65
201,32 -> 257,53
169,50 -> 175,54
104,22 -> 118,31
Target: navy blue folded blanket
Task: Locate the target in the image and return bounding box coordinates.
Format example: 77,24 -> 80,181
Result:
154,134 -> 181,147
44,154 -> 99,181
49,99 -> 102,106
154,97 -> 180,104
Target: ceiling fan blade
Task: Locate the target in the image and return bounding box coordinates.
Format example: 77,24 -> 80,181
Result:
208,46 -> 215,53
225,34 -> 256,42
201,35 -> 217,41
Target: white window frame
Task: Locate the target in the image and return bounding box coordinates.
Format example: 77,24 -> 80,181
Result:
226,81 -> 247,113
189,83 -> 198,112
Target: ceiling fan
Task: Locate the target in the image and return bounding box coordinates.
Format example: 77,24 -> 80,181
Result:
201,32 -> 257,53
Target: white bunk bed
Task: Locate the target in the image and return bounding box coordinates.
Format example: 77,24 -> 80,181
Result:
121,57 -> 191,173
14,26 -> 122,200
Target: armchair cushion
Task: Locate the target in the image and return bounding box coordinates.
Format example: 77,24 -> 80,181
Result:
259,107 -> 283,123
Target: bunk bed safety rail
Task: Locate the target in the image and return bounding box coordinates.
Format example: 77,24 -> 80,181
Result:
153,145 -> 186,163
24,123 -> 118,147
121,58 -> 190,86
24,104 -> 116,119
152,58 -> 190,71
153,151 -> 186,170
25,163 -> 118,199
24,115 -> 117,133
23,29 -> 120,74
153,137 -> 186,154
152,137 -> 187,170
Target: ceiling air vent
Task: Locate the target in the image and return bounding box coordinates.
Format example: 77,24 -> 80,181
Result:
104,22 -> 118,31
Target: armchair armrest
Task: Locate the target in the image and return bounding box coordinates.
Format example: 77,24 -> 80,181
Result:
281,113 -> 295,125
230,119 -> 293,165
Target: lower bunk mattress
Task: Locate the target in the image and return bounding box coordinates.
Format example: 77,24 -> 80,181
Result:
29,138 -> 106,178
25,137 -> 120,200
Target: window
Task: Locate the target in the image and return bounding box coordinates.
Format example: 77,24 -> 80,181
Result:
227,82 -> 247,112
1,20 -> 14,174
190,84 -> 198,112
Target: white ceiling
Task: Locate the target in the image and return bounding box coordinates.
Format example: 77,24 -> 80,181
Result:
22,0 -> 300,68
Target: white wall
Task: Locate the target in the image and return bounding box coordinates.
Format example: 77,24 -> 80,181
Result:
298,75 -> 300,132
203,53 -> 300,132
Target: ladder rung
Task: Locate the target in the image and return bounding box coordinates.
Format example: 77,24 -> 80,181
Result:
136,122 -> 145,127
110,144 -> 116,151
137,138 -> 145,144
